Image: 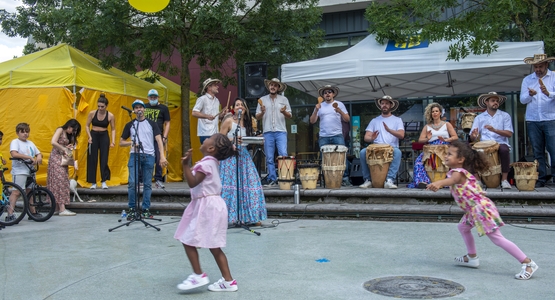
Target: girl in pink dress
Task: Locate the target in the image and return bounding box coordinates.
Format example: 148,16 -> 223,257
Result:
174,133 -> 239,292
427,140 -> 538,280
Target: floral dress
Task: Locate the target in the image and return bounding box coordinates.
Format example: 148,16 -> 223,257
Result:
448,168 -> 504,236
47,132 -> 70,206
220,123 -> 267,224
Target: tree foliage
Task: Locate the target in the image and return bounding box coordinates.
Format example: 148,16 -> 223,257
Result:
365,0 -> 555,60
1,0 -> 323,154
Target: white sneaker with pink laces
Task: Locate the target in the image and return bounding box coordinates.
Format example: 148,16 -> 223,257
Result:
177,273 -> 209,290
207,277 -> 238,292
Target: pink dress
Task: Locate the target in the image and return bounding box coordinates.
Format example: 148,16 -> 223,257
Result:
174,156 -> 228,248
448,168 -> 505,236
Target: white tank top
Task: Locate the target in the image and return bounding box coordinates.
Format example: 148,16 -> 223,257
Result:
227,122 -> 247,146
427,123 -> 449,142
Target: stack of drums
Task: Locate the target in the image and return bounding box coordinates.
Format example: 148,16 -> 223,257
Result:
277,156 -> 296,190
297,163 -> 320,190
366,144 -> 393,188
472,141 -> 501,188
321,145 -> 347,189
422,144 -> 449,182
511,161 -> 538,191
461,113 -> 477,133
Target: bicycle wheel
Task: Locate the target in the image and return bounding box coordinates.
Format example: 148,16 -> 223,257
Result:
0,182 -> 28,226
26,187 -> 56,222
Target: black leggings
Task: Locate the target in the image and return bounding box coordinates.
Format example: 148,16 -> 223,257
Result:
87,130 -> 111,183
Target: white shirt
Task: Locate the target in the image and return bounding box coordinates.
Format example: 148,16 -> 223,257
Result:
426,123 -> 450,142
193,94 -> 221,136
317,100 -> 348,137
366,115 -> 404,148
10,139 -> 41,175
470,110 -> 513,147
256,94 -> 291,133
519,69 -> 555,121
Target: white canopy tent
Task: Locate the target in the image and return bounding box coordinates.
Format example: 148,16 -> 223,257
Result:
281,35 -> 544,101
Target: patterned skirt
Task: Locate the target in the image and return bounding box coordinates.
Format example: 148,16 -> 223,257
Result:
220,147 -> 267,224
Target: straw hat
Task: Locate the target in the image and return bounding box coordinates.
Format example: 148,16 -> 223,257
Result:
202,78 -> 221,94
523,54 -> 555,65
375,95 -> 399,112
477,92 -> 506,108
317,85 -> 340,97
264,78 -> 287,93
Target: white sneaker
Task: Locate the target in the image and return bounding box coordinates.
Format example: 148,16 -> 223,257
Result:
359,179 -> 372,188
384,179 -> 398,189
177,273 -> 209,290
207,277 -> 238,292
59,209 -> 76,216
501,180 -> 512,189
101,182 -> 108,189
89,184 -> 97,189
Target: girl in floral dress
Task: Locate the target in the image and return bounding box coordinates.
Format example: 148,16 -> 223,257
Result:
219,98 -> 267,225
47,119 -> 81,216
427,140 -> 538,280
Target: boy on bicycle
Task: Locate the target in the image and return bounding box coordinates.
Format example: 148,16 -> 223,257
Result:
0,130 -> 6,193
7,123 -> 43,221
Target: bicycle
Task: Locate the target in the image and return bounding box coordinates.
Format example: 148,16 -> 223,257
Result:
11,158 -> 56,222
0,166 -> 28,226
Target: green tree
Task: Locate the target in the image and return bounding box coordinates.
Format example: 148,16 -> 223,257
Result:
365,0 -> 555,60
1,0 -> 323,155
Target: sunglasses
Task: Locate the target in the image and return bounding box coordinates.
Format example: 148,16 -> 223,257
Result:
323,90 -> 334,95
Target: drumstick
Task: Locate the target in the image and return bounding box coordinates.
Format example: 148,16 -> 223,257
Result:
225,91 -> 231,109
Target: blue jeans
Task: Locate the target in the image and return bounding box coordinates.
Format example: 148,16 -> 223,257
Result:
318,135 -> 349,179
527,120 -> 555,182
199,136 -> 210,144
264,131 -> 288,181
360,147 -> 402,182
128,153 -> 155,209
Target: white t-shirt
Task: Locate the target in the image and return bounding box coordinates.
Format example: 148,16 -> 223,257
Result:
10,139 -> 41,175
192,94 -> 221,136
366,115 -> 404,147
317,100 -> 348,137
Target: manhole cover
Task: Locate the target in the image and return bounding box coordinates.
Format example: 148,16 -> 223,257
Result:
363,276 -> 464,299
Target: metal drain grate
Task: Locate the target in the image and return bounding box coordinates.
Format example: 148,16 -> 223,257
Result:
363,276 -> 465,299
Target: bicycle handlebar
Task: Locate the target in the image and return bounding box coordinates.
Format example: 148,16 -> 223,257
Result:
9,157 -> 38,172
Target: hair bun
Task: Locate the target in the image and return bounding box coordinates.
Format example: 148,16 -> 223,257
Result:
100,93 -> 106,97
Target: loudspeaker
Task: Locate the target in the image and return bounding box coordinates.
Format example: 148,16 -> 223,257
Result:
244,62 -> 268,99
349,158 -> 364,185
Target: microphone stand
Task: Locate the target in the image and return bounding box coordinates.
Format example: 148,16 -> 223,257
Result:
110,111 -> 161,232
229,111 -> 260,236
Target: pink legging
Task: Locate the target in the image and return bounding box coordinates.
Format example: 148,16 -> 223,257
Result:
457,222 -> 527,262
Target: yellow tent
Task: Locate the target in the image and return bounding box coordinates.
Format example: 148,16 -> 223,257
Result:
0,44 -> 174,186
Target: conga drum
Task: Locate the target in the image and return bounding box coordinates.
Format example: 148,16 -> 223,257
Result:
461,113 -> 476,133
277,156 -> 296,190
365,144 -> 393,188
422,144 -> 449,182
511,161 -> 538,191
472,141 -> 501,188
297,163 -> 320,190
320,145 -> 347,189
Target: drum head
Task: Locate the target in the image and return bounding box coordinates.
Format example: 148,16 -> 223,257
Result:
320,145 -> 348,152
367,144 -> 392,150
473,140 -> 497,149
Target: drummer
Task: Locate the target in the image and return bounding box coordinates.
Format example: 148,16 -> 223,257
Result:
407,103 -> 458,188
359,95 -> 405,189
309,85 -> 351,186
256,78 -> 292,187
469,92 -> 513,189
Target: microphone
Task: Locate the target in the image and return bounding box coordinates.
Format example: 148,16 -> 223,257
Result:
236,109 -> 242,120
121,106 -> 132,113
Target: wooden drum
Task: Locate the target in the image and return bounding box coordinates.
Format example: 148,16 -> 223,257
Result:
321,145 -> 347,189
297,163 -> 320,190
511,161 -> 538,191
472,141 -> 501,188
422,144 -> 449,182
366,144 -> 393,188
277,156 -> 296,190
461,113 -> 476,133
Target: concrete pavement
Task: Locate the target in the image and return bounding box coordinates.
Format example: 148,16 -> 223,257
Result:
1,214 -> 553,300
